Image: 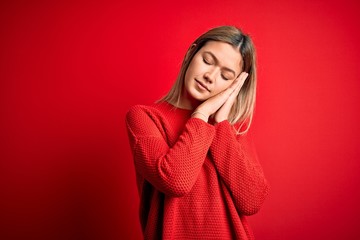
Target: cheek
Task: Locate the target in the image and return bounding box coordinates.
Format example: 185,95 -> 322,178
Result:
184,63 -> 197,83
188,57 -> 207,76
212,81 -> 232,95
184,69 -> 193,88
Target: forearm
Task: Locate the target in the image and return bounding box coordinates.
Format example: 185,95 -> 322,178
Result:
127,108 -> 215,197
209,120 -> 269,215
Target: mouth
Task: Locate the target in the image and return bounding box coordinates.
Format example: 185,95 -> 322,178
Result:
195,79 -> 210,92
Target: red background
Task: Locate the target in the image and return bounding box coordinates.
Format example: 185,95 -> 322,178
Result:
1,0 -> 360,239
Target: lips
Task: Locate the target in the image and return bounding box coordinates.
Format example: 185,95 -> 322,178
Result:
195,80 -> 210,92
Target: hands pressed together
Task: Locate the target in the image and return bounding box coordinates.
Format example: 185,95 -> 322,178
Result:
192,72 -> 249,124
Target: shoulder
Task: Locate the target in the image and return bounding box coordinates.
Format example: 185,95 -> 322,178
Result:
126,102 -> 174,126
125,102 -> 176,137
232,118 -> 252,136
126,104 -> 151,117
126,104 -> 154,123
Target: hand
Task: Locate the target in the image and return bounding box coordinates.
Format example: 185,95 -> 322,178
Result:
192,72 -> 248,122
214,72 -> 248,123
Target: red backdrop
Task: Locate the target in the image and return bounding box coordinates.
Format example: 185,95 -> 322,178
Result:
1,0 -> 360,239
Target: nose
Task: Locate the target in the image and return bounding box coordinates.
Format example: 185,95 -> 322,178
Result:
204,69 -> 217,83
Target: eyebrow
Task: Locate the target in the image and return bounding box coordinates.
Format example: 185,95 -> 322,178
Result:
203,51 -> 236,77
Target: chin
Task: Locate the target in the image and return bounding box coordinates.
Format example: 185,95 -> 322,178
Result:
189,91 -> 209,102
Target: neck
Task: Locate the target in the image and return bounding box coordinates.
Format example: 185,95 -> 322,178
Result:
176,90 -> 201,110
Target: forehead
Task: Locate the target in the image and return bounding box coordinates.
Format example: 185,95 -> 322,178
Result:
199,41 -> 242,73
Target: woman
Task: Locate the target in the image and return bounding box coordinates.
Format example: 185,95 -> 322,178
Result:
126,26 -> 269,239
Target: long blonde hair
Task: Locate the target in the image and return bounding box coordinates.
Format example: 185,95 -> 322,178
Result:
160,26 -> 257,134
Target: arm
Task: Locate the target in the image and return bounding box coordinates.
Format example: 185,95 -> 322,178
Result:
209,120 -> 269,215
126,105 -> 215,197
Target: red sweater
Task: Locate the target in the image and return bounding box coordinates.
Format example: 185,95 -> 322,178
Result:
126,102 -> 269,240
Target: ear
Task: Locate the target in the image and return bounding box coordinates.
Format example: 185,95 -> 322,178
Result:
184,44 -> 197,62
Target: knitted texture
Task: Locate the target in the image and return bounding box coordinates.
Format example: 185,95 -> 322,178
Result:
126,102 -> 269,240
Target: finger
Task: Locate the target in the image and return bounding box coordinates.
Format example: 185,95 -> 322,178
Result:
223,72 -> 248,105
226,79 -> 243,104
213,72 -> 249,122
238,72 -> 249,86
227,74 -> 243,92
198,72 -> 249,115
232,72 -> 248,95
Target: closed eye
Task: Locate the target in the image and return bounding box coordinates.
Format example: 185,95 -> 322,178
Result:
202,51 -> 236,79
203,57 -> 213,65
221,74 -> 230,81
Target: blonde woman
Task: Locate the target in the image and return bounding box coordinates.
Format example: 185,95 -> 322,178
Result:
126,26 -> 269,239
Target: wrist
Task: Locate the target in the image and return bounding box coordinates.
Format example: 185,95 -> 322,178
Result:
191,111 -> 209,122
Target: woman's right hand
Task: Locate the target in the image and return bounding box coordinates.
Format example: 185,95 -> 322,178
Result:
192,74 -> 246,122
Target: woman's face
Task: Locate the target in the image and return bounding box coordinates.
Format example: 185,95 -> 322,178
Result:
181,40 -> 242,109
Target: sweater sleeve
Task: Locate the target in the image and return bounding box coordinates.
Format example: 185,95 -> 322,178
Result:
126,105 -> 216,197
209,120 -> 269,216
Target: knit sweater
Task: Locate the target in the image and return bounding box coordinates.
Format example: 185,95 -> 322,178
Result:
125,102 -> 269,240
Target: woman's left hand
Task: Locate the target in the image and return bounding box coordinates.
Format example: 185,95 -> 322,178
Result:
213,72 -> 248,123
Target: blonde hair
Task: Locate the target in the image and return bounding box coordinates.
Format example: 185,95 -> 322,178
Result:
160,26 -> 257,134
